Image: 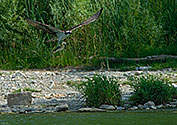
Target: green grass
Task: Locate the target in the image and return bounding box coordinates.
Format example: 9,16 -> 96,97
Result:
77,74 -> 122,107
12,89 -> 22,93
129,74 -> 177,105
1,112 -> 177,125
0,0 -> 176,69
12,88 -> 41,93
23,88 -> 41,92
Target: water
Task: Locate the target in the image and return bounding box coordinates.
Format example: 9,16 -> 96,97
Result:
0,112 -> 177,125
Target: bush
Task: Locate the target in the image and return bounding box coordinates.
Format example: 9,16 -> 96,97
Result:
129,74 -> 177,105
77,74 -> 121,107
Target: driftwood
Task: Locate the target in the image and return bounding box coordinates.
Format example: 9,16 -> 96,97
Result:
101,55 -> 177,63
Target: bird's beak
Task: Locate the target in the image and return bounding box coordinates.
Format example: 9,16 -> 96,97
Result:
52,46 -> 61,54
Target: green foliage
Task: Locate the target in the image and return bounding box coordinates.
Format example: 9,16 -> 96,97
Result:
12,89 -> 22,93
129,74 -> 177,105
23,88 -> 41,92
77,74 -> 121,107
12,88 -> 41,93
0,0 -> 176,69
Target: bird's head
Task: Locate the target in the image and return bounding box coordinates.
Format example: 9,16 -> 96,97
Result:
65,31 -> 72,35
61,42 -> 66,48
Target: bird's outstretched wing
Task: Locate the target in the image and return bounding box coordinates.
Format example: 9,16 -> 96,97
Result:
26,19 -> 64,36
68,8 -> 103,32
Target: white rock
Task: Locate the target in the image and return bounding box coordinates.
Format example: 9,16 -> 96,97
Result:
138,104 -> 144,109
116,106 -> 124,110
144,101 -> 155,108
170,101 -> 177,105
56,103 -> 69,112
156,104 -> 163,109
145,107 -> 150,110
150,106 -> 157,110
99,104 -> 115,110
78,108 -> 105,112
129,106 -> 138,110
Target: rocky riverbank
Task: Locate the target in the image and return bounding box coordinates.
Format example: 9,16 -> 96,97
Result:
0,68 -> 177,113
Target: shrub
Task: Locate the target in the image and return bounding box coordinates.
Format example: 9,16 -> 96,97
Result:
77,74 -> 121,107
129,74 -> 177,105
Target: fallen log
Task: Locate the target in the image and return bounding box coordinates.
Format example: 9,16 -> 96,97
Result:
101,54 -> 177,63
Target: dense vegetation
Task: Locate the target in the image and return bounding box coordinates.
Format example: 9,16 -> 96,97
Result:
0,0 -> 176,69
77,74 -> 121,107
77,74 -> 177,107
129,74 -> 177,105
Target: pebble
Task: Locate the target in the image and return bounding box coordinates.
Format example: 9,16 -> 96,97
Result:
144,101 -> 155,108
56,103 -> 69,112
116,106 -> 124,110
150,106 -> 157,110
156,104 -> 164,109
170,101 -> 177,105
78,108 -> 105,112
99,104 -> 115,110
129,106 -> 138,110
138,104 -> 144,109
123,104 -> 131,109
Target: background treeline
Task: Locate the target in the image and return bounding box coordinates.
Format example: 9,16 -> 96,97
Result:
0,0 -> 176,69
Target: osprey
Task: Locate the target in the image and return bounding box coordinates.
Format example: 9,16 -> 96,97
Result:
26,8 -> 103,54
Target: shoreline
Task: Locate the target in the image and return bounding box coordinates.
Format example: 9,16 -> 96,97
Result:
0,69 -> 177,114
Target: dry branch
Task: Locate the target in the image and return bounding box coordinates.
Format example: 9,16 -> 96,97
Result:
101,55 -> 177,63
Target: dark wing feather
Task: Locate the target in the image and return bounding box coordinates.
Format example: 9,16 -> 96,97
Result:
26,19 -> 64,36
68,8 -> 103,32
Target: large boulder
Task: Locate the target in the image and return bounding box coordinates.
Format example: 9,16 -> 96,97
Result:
7,92 -> 32,106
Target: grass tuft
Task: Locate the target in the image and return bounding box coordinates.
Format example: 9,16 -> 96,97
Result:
129,74 -> 177,105
77,74 -> 122,107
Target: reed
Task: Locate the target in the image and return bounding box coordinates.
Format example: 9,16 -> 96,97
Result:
0,0 -> 176,69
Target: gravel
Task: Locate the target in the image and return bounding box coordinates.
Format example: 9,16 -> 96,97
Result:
0,68 -> 177,111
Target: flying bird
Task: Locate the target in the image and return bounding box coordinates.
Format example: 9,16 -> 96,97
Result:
26,8 -> 103,54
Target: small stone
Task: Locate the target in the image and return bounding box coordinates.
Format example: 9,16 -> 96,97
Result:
166,104 -> 176,108
19,109 -> 26,114
170,105 -> 176,108
165,104 -> 171,107
78,108 -> 105,112
0,107 -> 12,113
145,107 -> 150,110
23,108 -> 37,112
116,106 -> 124,110
172,99 -> 177,102
144,101 -> 155,108
0,105 -> 7,108
129,106 -> 138,110
150,106 -> 157,110
156,104 -> 163,109
170,101 -> 177,105
136,66 -> 152,71
99,104 -> 115,110
56,103 -> 69,112
123,104 -> 131,108
138,104 -> 144,109
11,108 -> 20,113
